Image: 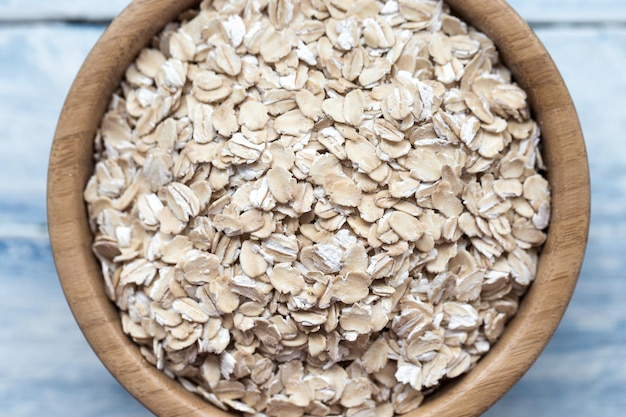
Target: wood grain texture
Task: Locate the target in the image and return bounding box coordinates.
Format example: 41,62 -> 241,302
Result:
45,1 -> 589,417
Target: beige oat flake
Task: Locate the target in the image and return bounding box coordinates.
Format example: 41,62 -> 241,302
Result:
86,1 -> 551,416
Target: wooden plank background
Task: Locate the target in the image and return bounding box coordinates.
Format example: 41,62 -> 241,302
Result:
2,0 -> 626,21
1,1 -> 624,416
0,0 -> 626,23
0,0 -> 130,20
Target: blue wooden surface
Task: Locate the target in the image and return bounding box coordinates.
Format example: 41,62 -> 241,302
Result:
0,1 -> 624,416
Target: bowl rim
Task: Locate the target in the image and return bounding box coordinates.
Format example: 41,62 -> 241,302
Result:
47,0 -> 590,416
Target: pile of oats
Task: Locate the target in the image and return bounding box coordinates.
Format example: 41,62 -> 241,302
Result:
84,0 -> 551,415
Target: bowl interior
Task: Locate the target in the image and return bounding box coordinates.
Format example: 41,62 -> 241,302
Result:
47,0 -> 590,416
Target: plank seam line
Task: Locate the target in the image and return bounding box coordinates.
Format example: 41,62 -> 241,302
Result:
1,18 -> 626,28
0,17 -> 112,26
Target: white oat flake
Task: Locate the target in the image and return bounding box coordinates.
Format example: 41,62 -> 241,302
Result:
223,14 -> 246,48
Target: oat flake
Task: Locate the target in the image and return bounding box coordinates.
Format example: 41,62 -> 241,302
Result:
85,0 -> 551,415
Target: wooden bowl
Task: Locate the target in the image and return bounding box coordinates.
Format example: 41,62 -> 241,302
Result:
47,0 -> 590,416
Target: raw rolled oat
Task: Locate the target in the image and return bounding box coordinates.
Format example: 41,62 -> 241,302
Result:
84,0 -> 551,415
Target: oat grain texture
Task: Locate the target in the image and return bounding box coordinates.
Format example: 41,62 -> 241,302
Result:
48,0 -> 589,416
